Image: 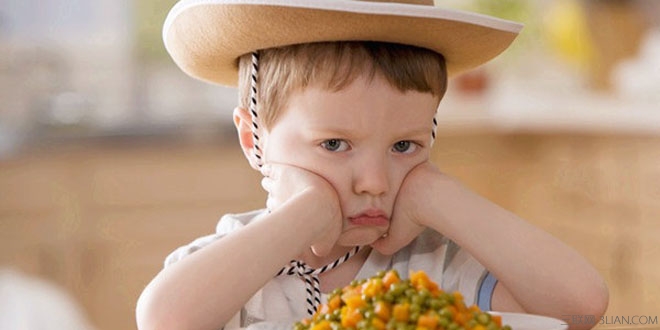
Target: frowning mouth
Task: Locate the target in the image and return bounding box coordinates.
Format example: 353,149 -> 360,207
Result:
348,209 -> 389,226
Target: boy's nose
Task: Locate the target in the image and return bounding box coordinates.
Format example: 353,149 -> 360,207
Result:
352,156 -> 390,196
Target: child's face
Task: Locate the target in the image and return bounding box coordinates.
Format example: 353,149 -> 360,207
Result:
262,74 -> 439,247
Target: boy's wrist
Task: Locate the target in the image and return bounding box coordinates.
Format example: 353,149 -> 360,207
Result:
274,187 -> 341,249
415,171 -> 466,233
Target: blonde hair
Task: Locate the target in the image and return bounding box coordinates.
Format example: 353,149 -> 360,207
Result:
237,41 -> 447,130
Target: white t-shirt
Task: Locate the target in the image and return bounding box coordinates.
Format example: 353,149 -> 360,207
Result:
165,209 -> 498,329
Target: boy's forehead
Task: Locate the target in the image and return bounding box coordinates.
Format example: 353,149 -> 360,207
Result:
282,78 -> 438,128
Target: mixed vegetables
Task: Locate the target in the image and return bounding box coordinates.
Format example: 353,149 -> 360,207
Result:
294,270 -> 511,330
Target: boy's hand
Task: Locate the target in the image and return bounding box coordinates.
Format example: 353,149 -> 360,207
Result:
371,162 -> 443,255
260,163 -> 342,256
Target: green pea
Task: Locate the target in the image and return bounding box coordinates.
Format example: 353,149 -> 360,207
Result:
404,288 -> 416,298
411,294 -> 425,306
438,316 -> 450,328
386,319 -> 397,330
477,313 -> 491,325
419,288 -> 431,300
440,307 -> 454,319
390,283 -> 406,297
428,299 -> 439,310
395,296 -> 410,304
376,270 -> 386,278
410,303 -> 421,314
503,325 -> 512,330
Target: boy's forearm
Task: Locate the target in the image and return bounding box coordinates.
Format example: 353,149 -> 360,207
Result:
422,176 -> 608,319
136,192 -> 323,330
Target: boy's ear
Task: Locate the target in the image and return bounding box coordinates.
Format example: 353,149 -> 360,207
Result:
233,107 -> 261,171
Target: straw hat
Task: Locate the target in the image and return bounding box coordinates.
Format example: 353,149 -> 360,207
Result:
163,0 -> 523,86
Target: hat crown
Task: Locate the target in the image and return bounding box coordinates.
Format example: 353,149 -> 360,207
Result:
359,0 -> 433,5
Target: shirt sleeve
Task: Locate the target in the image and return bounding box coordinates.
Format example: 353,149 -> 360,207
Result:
440,241 -> 490,307
401,231 -> 491,308
476,272 -> 498,311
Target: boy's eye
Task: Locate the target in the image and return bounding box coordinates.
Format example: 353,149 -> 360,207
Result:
321,139 -> 350,152
392,141 -> 416,154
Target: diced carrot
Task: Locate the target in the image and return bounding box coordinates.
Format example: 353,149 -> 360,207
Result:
446,306 -> 458,317
341,287 -> 361,305
362,278 -> 384,297
382,270 -> 400,288
410,270 -> 427,287
491,314 -> 502,327
328,295 -> 341,311
374,301 -> 391,321
472,325 -> 486,330
311,320 -> 331,330
341,307 -> 363,328
410,270 -> 440,292
417,313 -> 439,330
344,295 -> 366,309
372,317 -> 386,330
453,311 -> 469,326
393,303 -> 410,322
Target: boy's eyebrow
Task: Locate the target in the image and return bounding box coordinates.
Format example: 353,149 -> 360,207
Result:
400,127 -> 434,138
307,125 -> 432,139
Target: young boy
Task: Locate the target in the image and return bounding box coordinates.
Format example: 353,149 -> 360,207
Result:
137,1 -> 609,330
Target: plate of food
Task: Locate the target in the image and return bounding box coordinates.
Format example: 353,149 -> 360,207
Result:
295,270 -> 567,330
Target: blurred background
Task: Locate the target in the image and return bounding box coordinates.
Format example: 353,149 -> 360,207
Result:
1,0 -> 659,329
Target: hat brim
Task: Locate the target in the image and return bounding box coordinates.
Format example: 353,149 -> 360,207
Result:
163,0 -> 523,86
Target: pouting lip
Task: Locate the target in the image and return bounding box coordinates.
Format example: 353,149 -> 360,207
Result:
349,208 -> 388,219
348,208 -> 390,224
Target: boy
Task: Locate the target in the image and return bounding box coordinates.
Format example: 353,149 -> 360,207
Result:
137,1 -> 609,330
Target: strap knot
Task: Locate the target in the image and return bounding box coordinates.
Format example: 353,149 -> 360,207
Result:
276,246 -> 361,315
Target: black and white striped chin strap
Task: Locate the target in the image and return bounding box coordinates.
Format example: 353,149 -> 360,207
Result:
276,246 -> 362,315
248,50 -> 437,315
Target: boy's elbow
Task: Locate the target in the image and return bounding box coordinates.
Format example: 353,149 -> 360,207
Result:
568,280 -> 610,330
136,282 -> 183,330
136,284 -> 163,330
582,279 -> 609,317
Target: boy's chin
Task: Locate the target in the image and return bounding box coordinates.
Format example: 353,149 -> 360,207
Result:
337,227 -> 387,247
